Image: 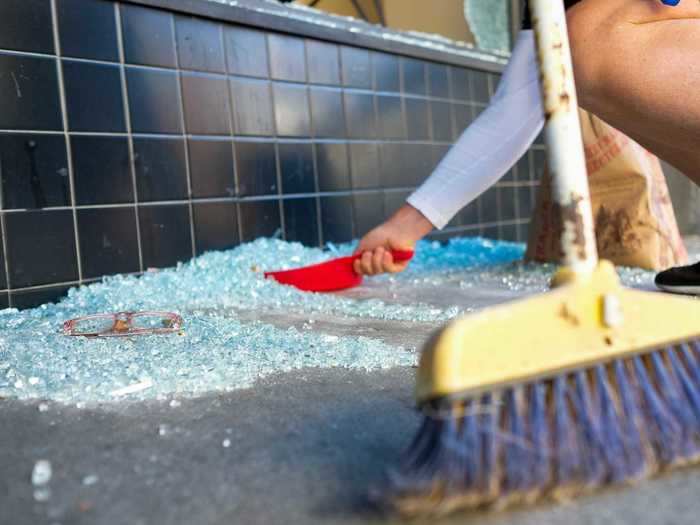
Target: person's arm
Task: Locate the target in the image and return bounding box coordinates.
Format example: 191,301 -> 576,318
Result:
354,29 -> 544,276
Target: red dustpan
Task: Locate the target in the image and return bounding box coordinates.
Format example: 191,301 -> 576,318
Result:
264,249 -> 414,292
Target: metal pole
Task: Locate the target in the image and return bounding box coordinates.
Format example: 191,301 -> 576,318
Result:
529,0 -> 598,274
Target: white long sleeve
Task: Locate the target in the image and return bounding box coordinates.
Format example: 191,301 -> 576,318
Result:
406,30 -> 544,229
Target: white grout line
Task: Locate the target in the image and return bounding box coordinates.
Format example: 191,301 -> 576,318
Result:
114,2 -> 145,274
49,0 -> 83,290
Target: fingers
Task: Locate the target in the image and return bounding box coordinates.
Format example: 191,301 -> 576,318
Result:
354,247 -> 411,275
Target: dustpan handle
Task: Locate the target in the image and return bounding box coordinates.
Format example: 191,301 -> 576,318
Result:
529,0 -> 598,274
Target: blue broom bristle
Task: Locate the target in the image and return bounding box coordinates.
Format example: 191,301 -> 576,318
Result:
388,340 -> 700,516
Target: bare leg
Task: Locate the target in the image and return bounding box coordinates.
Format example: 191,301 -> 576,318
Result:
567,0 -> 700,185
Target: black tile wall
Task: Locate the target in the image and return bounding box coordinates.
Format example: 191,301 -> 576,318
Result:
341,46 -> 371,89
235,141 -> 277,197
181,73 -> 231,135
320,196 -> 353,244
193,201 -> 239,255
1,134 -> 70,209
138,204 -> 192,269
188,139 -> 235,198
344,93 -> 376,139
63,61 -> 125,132
239,200 -> 281,242
0,0 -> 538,307
306,41 -> 340,85
77,207 -> 140,278
175,16 -> 225,73
126,68 -> 182,134
268,34 -> 306,82
349,142 -> 380,190
0,0 -> 54,54
231,78 -> 274,136
133,138 -> 188,202
273,83 -> 310,137
0,55 -> 62,131
279,143 -> 315,194
225,27 -> 269,78
284,198 -> 319,246
121,4 -> 177,68
310,87 -> 346,138
5,210 -> 78,288
316,143 -> 349,192
58,0 -> 119,61
72,135 -> 131,205
374,52 -> 400,92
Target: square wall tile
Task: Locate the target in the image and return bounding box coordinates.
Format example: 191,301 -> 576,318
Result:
235,141 -> 277,197
344,93 -> 376,139
404,98 -> 429,141
402,58 -> 426,95
121,4 -> 176,68
515,153 -> 530,182
428,63 -> 450,98
273,83 -> 310,137
0,291 -> 9,310
0,55 -> 62,131
6,210 -> 78,287
279,143 -> 315,194
138,204 -> 192,269
306,40 -> 340,85
11,285 -> 70,310
376,95 -> 404,140
225,26 -> 269,78
379,143 -> 403,188
340,46 -> 371,89
480,186 -> 500,224
126,67 -> 182,134
231,78 -> 274,136
471,71 -> 490,104
383,190 -> 411,220
500,224 -> 518,242
181,73 -> 231,135
518,185 -> 535,219
353,193 -> 384,237
532,149 -> 546,182
77,207 -> 140,279
402,143 -> 434,187
316,142 -> 349,192
0,230 -> 7,288
175,16 -> 225,73
499,186 -> 517,222
72,135 -> 132,205
58,0 -> 118,61
133,138 -> 188,202
320,196 -> 353,244
453,103 -> 473,137
349,142 -> 379,190
0,134 -> 70,209
188,139 -> 235,198
373,52 -> 399,92
431,101 -> 452,142
63,60 -> 125,132
283,198 -> 319,246
310,87 -> 346,138
268,34 -> 306,82
239,200 -> 281,242
193,201 -> 239,255
458,200 -> 479,227
450,67 -> 470,101
0,0 -> 53,54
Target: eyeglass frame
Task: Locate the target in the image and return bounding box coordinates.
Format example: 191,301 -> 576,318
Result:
63,311 -> 184,337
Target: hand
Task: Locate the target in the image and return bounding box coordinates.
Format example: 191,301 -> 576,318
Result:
353,204 -> 434,276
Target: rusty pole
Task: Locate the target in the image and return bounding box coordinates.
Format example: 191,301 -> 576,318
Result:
529,0 -> 598,274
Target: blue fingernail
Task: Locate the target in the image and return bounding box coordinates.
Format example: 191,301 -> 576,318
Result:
661,0 -> 680,5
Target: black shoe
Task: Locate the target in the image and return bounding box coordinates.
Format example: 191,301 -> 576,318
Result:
655,261 -> 700,295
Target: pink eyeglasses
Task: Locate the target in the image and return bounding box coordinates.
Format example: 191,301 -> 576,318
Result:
63,311 -> 184,337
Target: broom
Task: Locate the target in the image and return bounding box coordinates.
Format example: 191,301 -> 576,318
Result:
386,0 -> 700,516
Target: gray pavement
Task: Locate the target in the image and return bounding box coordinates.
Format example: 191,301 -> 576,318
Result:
3,244 -> 700,525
